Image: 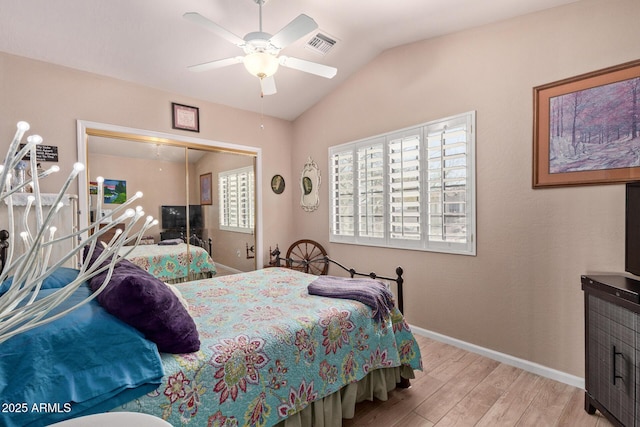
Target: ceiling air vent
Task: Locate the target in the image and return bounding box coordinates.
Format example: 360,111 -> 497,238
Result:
305,32 -> 337,56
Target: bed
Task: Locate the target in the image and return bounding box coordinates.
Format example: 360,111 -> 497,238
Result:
0,236 -> 422,427
120,242 -> 217,284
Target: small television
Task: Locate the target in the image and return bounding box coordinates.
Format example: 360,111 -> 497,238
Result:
161,205 -> 203,230
626,182 -> 640,277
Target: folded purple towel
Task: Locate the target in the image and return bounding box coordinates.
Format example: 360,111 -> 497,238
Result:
158,238 -> 182,245
308,276 -> 395,322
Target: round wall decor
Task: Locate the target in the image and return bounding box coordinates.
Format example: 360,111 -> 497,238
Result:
271,174 -> 285,194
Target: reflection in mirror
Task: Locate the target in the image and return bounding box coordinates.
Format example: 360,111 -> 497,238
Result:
80,123 -> 261,280
88,137 -> 187,245
190,148 -> 256,273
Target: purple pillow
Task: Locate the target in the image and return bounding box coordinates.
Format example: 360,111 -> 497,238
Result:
84,245 -> 200,354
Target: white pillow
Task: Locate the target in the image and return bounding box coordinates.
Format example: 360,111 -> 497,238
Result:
165,283 -> 189,311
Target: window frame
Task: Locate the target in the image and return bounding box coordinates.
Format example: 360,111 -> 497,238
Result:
218,165 -> 255,234
329,111 -> 476,256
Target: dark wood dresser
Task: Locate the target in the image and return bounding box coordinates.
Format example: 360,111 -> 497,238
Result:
582,274 -> 640,427
89,223 -> 126,245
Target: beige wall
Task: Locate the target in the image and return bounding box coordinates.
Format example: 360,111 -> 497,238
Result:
0,51 -> 297,265
291,0 -> 640,378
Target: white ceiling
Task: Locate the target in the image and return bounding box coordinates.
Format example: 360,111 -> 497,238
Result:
0,0 -> 579,121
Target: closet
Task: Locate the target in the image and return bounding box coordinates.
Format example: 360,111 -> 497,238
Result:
77,121 -> 261,275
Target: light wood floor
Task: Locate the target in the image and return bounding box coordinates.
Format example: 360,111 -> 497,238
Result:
344,334 -> 615,427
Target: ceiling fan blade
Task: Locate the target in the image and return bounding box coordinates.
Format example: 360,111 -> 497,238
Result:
269,14 -> 318,49
260,75 -> 277,96
188,56 -> 244,72
279,56 -> 337,79
183,12 -> 245,46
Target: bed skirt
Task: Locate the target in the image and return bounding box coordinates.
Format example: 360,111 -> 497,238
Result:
164,272 -> 212,284
277,365 -> 415,427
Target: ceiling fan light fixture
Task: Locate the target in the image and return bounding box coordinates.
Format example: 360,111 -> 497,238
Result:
243,52 -> 279,78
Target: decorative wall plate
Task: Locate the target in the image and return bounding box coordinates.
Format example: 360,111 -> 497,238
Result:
271,174 -> 285,194
300,157 -> 320,212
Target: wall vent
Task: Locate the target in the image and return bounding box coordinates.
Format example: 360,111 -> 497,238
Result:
305,32 -> 337,56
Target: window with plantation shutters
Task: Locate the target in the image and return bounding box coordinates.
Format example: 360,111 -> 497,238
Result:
329,111 -> 476,255
425,115 -> 470,247
357,140 -> 385,239
330,150 -> 355,237
389,132 -> 421,242
219,166 -> 255,234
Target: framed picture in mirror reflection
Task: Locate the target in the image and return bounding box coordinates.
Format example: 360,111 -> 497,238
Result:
200,173 -> 212,205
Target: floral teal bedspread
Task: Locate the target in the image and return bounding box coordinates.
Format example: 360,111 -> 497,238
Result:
114,268 -> 422,426
120,243 -> 216,282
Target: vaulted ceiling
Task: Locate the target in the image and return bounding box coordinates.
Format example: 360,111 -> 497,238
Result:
0,0 -> 579,120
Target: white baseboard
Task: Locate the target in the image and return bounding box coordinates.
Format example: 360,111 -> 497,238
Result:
409,324 -> 585,390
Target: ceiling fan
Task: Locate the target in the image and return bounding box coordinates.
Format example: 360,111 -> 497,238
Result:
184,0 -> 338,96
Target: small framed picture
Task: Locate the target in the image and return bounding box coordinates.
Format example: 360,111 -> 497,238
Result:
271,174 -> 285,194
200,173 -> 212,205
103,179 -> 126,204
172,102 -> 200,132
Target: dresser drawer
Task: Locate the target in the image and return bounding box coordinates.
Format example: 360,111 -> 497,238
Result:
587,294 -> 635,427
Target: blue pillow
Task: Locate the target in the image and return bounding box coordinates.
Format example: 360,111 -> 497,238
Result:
0,267 -> 80,295
0,284 -> 164,427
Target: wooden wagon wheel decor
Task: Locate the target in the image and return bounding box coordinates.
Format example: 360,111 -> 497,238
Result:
286,239 -> 329,275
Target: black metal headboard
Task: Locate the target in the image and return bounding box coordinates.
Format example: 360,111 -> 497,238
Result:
186,233 -> 213,256
324,257 -> 404,314
274,249 -> 405,314
0,230 -> 9,275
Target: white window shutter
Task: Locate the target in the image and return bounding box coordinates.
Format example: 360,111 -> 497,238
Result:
329,111 -> 475,255
219,166 -> 255,233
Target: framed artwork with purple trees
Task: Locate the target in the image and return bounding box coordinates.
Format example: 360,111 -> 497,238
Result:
533,59 -> 640,187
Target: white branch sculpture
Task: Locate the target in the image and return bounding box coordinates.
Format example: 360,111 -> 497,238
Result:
0,121 -> 157,344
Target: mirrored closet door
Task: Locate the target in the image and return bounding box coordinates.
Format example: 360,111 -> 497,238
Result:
190,147 -> 256,273
78,122 -> 260,280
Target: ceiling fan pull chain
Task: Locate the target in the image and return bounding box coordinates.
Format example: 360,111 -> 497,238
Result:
259,85 -> 265,129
